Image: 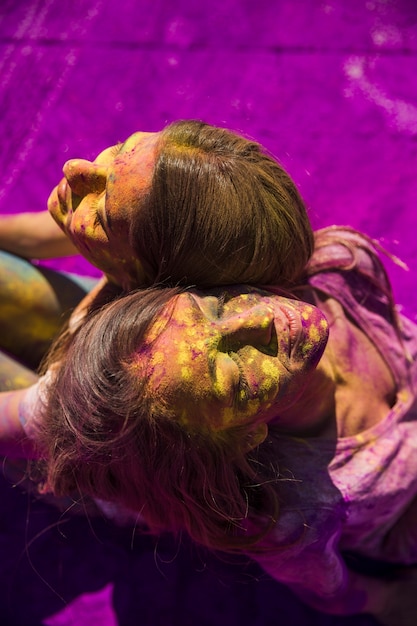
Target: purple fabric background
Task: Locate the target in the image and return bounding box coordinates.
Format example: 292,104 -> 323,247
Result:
0,1 -> 416,623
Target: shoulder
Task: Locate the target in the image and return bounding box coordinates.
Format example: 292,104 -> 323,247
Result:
308,226 -> 398,282
305,226 -> 400,328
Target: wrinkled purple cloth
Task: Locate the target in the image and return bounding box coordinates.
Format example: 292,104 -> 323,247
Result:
252,229 -> 417,606
1,0 -> 416,624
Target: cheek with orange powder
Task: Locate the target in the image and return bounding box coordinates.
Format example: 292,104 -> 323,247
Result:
101,135 -> 159,287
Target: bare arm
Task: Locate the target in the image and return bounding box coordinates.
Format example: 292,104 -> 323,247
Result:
0,389 -> 39,458
0,211 -> 78,259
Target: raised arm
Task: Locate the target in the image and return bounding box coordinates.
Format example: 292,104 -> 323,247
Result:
0,211 -> 78,259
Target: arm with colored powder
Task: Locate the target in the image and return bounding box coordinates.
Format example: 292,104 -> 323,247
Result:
0,388 -> 39,458
0,211 -> 78,259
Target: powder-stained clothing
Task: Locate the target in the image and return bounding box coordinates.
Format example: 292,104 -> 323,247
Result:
19,227 -> 417,607
249,227 -> 417,606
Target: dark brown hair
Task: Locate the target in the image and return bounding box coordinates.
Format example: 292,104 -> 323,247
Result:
39,288 -> 281,552
129,120 -> 313,287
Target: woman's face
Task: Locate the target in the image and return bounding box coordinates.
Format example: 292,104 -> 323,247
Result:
48,131 -> 159,288
139,287 -> 329,432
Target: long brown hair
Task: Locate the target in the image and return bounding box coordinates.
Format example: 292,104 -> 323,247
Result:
129,120 -> 313,287
38,288 -> 281,552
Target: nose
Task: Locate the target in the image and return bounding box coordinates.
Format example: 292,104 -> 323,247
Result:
63,159 -> 107,196
220,305 -> 276,350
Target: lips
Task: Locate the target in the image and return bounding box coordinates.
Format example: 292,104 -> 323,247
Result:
278,302 -> 302,356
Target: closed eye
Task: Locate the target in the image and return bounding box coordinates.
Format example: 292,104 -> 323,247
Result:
228,352 -> 251,401
95,209 -> 106,230
89,198 -> 104,228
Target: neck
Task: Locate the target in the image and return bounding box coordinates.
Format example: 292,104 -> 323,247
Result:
273,354 -> 338,437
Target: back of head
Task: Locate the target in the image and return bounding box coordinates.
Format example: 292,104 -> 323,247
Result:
129,120 -> 313,288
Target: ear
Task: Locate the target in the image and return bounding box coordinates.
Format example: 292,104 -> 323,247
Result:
245,422 -> 268,451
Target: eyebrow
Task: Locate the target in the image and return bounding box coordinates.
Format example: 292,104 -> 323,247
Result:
96,207 -> 110,234
104,204 -> 113,232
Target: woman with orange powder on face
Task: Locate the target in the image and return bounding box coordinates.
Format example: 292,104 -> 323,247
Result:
1,121 -> 416,624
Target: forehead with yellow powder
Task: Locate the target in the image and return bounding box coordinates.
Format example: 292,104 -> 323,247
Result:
136,289 -> 329,433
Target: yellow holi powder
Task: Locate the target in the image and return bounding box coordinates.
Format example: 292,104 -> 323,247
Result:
151,351 -> 165,366
183,315 -> 196,328
194,339 -> 207,351
7,375 -> 35,389
181,366 -> 192,380
177,348 -> 191,366
259,379 -> 275,395
85,225 -> 96,237
301,341 -> 314,356
308,324 -> 321,343
145,316 -> 169,342
177,340 -> 193,359
397,389 -> 409,403
261,359 -> 280,378
215,398 -> 261,429
301,307 -> 314,320
213,367 -> 229,398
218,406 -> 235,427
